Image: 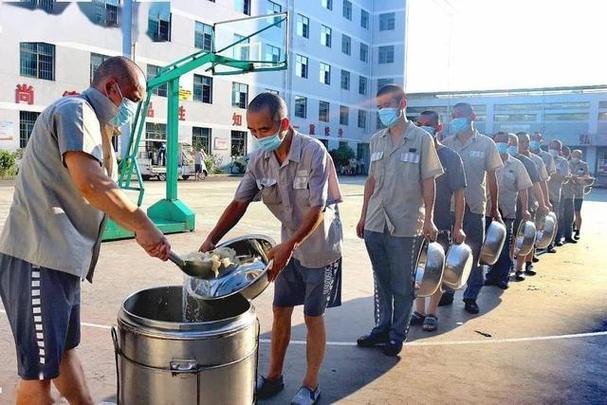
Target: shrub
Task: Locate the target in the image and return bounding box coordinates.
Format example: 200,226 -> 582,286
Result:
0,150 -> 17,178
329,144 -> 355,168
204,153 -> 224,174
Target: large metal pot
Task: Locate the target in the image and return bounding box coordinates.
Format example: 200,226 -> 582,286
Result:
480,221 -> 507,265
114,287 -> 258,405
414,241 -> 445,297
510,220 -> 537,259
442,243 -> 474,290
535,213 -> 556,249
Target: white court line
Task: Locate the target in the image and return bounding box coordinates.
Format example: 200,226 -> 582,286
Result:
1,309 -> 606,346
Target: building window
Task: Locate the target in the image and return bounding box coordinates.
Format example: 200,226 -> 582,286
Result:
359,43 -> 369,63
148,8 -> 171,42
194,21 -> 213,51
193,74 -> 213,103
296,54 -> 308,78
378,46 -> 395,64
320,25 -> 332,48
361,9 -> 369,29
321,0 -> 332,10
377,78 -> 394,89
20,42 -> 55,81
268,0 -> 281,13
232,82 -> 249,108
233,34 -> 250,61
342,0 -> 352,20
192,127 -> 212,153
265,44 -> 281,63
296,14 -> 309,38
146,122 -> 167,140
235,0 -> 251,15
147,64 -> 167,97
319,101 -> 330,122
544,113 -> 589,121
295,96 -> 307,118
91,0 -> 120,26
320,63 -> 331,85
231,130 -> 247,156
19,111 -> 39,148
340,70 -> 350,90
90,53 -> 110,84
493,114 -> 536,122
359,76 -> 368,95
266,89 -> 279,95
379,12 -> 395,31
341,34 -> 351,55
340,106 -> 349,125
599,112 -> 607,121
23,0 -> 54,12
358,110 -> 367,129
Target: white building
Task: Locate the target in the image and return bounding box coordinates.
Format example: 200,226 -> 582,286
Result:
407,86 -> 607,186
0,0 -> 408,168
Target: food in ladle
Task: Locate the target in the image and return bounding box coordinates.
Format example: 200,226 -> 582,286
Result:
184,247 -> 238,277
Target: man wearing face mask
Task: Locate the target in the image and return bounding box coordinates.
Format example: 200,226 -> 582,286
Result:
442,103 -> 502,314
0,57 -> 171,405
484,132 -> 532,289
411,110 -> 466,332
560,146 -> 576,245
569,149 -> 592,240
546,139 -> 571,251
530,132 -> 556,181
355,85 -> 443,354
200,93 -> 342,404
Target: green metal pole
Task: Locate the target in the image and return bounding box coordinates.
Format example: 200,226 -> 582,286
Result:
166,78 -> 179,201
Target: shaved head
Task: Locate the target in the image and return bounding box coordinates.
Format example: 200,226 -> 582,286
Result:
92,56 -> 146,105
507,133 -> 518,146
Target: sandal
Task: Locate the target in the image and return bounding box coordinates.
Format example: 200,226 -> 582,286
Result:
422,314 -> 438,332
410,311 -> 425,326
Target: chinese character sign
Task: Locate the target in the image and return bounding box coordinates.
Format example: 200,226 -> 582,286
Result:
15,84 -> 34,105
178,105 -> 186,121
147,102 -> 155,118
324,126 -> 330,136
309,124 -> 316,135
232,113 -> 242,126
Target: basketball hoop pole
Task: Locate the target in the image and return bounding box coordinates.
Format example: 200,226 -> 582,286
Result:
102,12 -> 288,241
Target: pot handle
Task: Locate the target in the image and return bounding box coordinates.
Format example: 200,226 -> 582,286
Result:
111,326 -> 121,405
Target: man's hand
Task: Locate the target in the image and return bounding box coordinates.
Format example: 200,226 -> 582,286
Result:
423,219 -> 438,241
546,201 -> 554,211
453,226 -> 466,244
135,224 -> 170,261
267,241 -> 296,281
356,217 -> 365,239
537,204 -> 549,216
490,208 -> 503,224
521,209 -> 531,221
199,237 -> 216,253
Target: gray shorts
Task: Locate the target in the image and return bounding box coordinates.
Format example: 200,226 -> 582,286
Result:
273,257 -> 342,316
0,254 -> 81,380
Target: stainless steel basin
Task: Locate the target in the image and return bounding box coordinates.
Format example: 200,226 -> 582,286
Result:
415,241 -> 445,297
480,220 -> 507,265
442,242 -> 474,290
511,220 -> 537,259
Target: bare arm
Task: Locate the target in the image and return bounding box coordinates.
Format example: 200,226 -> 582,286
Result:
356,176 -> 376,238
487,169 -> 502,222
421,177 -> 438,240
452,189 -> 466,243
540,181 -> 550,206
518,188 -> 530,220
64,152 -> 170,260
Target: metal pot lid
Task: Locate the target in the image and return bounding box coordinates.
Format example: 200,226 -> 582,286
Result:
185,235 -> 276,301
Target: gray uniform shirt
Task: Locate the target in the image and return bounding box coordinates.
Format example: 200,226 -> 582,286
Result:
569,160 -> 590,198
538,149 -> 556,177
234,131 -> 343,268
365,123 -> 444,237
442,130 -> 503,215
0,88 -> 118,280
547,155 -> 571,202
529,152 -> 549,182
486,155 -> 532,220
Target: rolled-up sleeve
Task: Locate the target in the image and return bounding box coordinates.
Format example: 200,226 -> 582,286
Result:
420,132 -> 444,180
485,140 -> 504,172
54,101 -> 103,164
234,166 -> 260,203
308,146 -> 330,208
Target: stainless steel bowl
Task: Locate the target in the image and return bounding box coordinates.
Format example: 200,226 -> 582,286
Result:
535,213 -> 556,249
442,243 -> 474,290
414,241 -> 445,298
511,220 -> 537,259
480,220 -> 507,265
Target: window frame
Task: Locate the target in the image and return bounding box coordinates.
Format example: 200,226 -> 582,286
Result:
296,14 -> 310,38
320,62 -> 331,85
193,74 -> 213,104
295,96 -> 308,118
20,42 -> 55,81
231,82 -> 249,108
340,105 -> 349,126
295,54 -> 308,78
319,101 -> 330,122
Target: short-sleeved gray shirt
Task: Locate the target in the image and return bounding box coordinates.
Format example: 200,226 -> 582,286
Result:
0,88 -> 118,280
234,131 -> 343,268
365,123 -> 444,237
548,155 -> 571,202
529,152 -> 549,182
442,130 -> 503,215
487,155 -> 532,220
569,160 -> 590,198
538,149 -> 556,177
434,145 -> 467,231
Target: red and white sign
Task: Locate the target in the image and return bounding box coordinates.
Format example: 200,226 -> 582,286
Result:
309,123 -> 316,135
178,105 -> 186,121
232,113 -> 242,126
324,126 -> 331,136
147,102 -> 155,118
15,84 -> 34,105
62,90 -> 79,97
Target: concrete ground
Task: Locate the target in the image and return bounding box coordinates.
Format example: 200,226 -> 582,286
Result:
0,177 -> 606,404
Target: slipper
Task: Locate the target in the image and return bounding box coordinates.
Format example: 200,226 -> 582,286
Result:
422,314 -> 438,331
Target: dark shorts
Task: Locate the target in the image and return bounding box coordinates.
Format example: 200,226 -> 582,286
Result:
574,198 -> 583,211
195,164 -> 202,173
273,257 -> 342,317
0,254 -> 81,380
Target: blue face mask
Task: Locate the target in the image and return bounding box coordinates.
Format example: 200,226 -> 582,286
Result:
419,125 -> 436,136
549,149 -> 559,158
529,140 -> 541,151
378,108 -> 402,128
449,117 -> 469,134
495,142 -> 509,154
508,145 -> 519,155
256,125 -> 285,152
109,84 -> 138,128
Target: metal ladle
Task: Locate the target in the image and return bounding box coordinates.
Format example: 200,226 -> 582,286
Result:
168,251 -> 216,279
